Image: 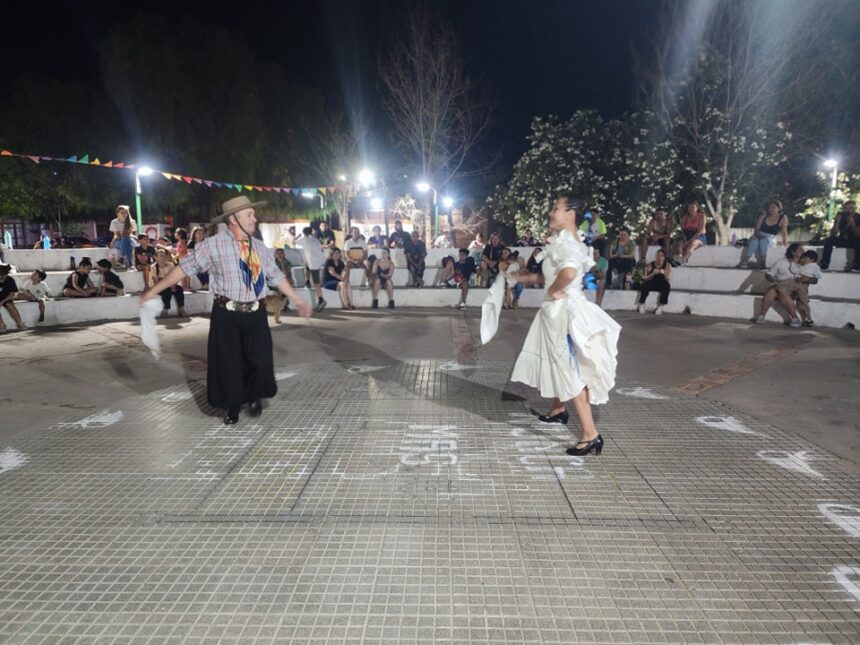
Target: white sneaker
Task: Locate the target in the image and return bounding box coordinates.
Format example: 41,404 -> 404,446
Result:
458,301 -> 466,310
654,305 -> 663,316
789,318 -> 802,328
754,314 -> 766,324
637,304 -> 646,314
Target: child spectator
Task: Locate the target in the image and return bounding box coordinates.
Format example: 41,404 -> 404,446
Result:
794,250 -> 822,327
96,259 -> 125,297
153,249 -> 187,317
588,247 -> 608,307
174,228 -> 191,290
579,211 -> 608,257
451,248 -> 477,309
187,227 -> 209,289
62,258 -> 97,298
273,248 -> 293,311
324,248 -> 353,310
371,248 -> 396,309
0,263 -> 26,331
500,249 -> 524,309
134,235 -> 156,286
14,270 -> 50,322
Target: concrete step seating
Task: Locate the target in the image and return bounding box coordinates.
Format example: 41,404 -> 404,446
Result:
6,269 -> 204,296
644,244 -> 854,269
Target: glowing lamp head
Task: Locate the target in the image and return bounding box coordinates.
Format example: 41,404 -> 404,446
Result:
370,198 -> 383,210
301,191 -> 316,200
823,159 -> 838,169
137,166 -> 154,176
442,196 -> 454,209
416,182 -> 431,193
357,169 -> 375,186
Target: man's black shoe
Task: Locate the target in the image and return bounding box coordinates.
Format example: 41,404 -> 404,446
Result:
248,400 -> 263,417
223,409 -> 240,425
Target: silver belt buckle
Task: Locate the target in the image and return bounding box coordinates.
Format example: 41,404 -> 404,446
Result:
225,300 -> 237,311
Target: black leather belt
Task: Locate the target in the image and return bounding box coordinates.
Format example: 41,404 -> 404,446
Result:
213,295 -> 264,312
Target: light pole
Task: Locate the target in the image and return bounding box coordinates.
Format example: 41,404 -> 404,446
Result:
823,159 -> 838,223
442,196 -> 455,245
302,191 -> 325,220
134,166 -> 154,232
416,182 -> 438,239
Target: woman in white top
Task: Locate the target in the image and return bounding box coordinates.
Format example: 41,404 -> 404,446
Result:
510,194 -> 621,456
109,205 -> 137,269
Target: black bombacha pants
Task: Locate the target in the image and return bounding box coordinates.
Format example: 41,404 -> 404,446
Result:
207,304 -> 276,411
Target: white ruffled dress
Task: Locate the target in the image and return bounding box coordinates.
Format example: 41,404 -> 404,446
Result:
510,230 -> 621,405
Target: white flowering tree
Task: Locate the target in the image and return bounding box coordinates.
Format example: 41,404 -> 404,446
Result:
488,110 -> 682,240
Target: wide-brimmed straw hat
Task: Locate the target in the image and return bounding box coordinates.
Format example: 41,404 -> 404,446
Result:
212,196 -> 267,224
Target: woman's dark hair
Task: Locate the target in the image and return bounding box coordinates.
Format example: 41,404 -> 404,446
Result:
175,228 -> 188,241
96,259 -> 112,270
0,263 -> 10,276
35,269 -> 47,281
767,200 -> 783,211
655,248 -> 666,255
79,257 -> 93,268
558,193 -> 585,215
620,227 -> 631,234
785,243 -> 802,259
802,250 -> 819,261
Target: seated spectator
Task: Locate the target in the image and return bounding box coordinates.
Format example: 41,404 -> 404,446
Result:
579,211 -> 608,257
186,227 -> 209,289
371,248 -> 396,309
451,248 -> 477,309
388,220 -> 411,249
637,248 -> 672,316
754,243 -> 804,326
62,258 -> 97,298
174,228 -> 191,290
639,208 -> 673,261
675,201 -> 707,265
468,232 -> 485,283
152,248 -> 187,317
109,205 -> 137,269
468,232 -> 485,253
405,230 -> 427,287
516,229 -> 539,247
432,231 -> 454,248
95,259 -> 125,297
500,249 -> 524,309
344,226 -> 370,286
316,221 -> 336,249
526,247 -> 543,280
794,250 -> 822,327
820,200 -> 860,272
0,263 -> 26,331
435,255 -> 457,287
284,225 -> 298,248
606,227 -> 637,289
587,247 -> 608,307
134,235 -> 156,287
324,248 -> 353,310
740,201 -> 788,269
367,225 -> 388,249
481,232 -> 505,286
14,269 -> 50,322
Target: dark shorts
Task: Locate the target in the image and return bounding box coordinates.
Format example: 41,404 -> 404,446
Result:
324,278 -> 341,291
307,268 -> 321,285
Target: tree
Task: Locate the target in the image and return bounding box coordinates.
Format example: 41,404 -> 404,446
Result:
379,5 -> 495,237
638,0 -> 836,244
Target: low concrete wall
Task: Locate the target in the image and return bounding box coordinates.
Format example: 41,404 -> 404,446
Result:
4,248 -> 113,272
645,245 -> 852,269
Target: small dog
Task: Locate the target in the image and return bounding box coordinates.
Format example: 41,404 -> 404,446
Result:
264,293 -> 288,323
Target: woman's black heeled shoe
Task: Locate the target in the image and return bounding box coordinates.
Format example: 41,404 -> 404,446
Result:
566,435 -> 603,456
538,410 -> 569,424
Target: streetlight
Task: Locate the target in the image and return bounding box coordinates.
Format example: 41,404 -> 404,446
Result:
823,159 -> 839,223
442,196 -> 454,209
357,169 -> 375,187
134,166 -> 154,232
301,190 -> 325,217
370,197 -> 383,211
416,181 -> 438,238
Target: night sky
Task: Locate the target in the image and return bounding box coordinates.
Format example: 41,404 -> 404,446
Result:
2,0 -> 658,164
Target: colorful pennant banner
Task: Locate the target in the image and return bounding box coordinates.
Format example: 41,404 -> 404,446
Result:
0,148 -> 354,197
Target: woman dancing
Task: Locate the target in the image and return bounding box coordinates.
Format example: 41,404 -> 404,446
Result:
510,194 -> 621,456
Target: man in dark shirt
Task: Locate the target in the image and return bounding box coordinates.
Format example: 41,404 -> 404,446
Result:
367,225 -> 388,249
315,221 -> 336,248
481,232 -> 505,285
388,220 -> 411,249
405,230 -> 427,287
0,263 -> 26,330
453,248 -> 476,309
134,235 -> 156,285
821,200 -> 860,271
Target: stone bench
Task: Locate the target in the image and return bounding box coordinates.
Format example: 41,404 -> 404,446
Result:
669,267 -> 858,300
8,270 -> 204,295
644,244 -> 853,269
3,248 -> 113,272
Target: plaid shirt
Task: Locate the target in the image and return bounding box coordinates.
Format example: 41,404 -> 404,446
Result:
179,230 -> 284,302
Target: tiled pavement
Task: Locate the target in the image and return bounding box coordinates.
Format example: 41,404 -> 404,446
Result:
1,359 -> 859,643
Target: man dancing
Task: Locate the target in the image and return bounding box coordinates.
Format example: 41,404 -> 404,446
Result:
142,196 -> 311,424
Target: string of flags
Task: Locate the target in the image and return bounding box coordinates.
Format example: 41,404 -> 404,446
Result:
0,149 -> 356,196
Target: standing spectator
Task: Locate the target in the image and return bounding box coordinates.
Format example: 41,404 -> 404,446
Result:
578,211 -> 608,257
0,263 -> 26,331
316,221 -> 336,249
637,248 -> 672,315
134,235 -> 156,287
95,259 -> 125,297
516,229 -> 538,247
14,270 -> 50,322
297,226 -> 326,312
344,226 -> 369,286
588,246 -> 608,307
324,248 -> 353,309
606,227 -> 637,289
186,227 -> 209,289
500,249 -> 524,309
153,249 -> 187,317
481,232 -> 505,286
109,205 -> 137,269
405,230 -> 427,287
754,243 -> 804,326
368,225 -> 388,249
794,250 -> 822,327
639,208 -> 673,261
675,201 -> 707,265
740,201 -> 788,269
820,200 -> 860,272
62,258 -> 97,297
371,248 -> 396,309
388,220 -> 411,249
284,226 -> 298,248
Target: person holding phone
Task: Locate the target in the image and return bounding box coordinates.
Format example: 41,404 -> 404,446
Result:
637,248 -> 672,315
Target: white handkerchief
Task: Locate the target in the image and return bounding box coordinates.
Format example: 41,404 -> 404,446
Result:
140,298 -> 163,360
480,278 -> 506,345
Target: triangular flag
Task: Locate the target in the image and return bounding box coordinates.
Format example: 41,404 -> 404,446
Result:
327,185 -> 336,192
114,162 -> 125,169
102,161 -> 113,168
224,183 -> 234,189
40,156 -> 54,162
263,186 -> 273,192
0,150 -> 13,156
244,185 -> 254,191
161,172 -> 172,180
213,182 -> 223,187
64,154 -> 77,162
272,187 -> 282,193
203,180 -> 213,187
78,154 -> 89,164
91,158 -> 101,166
27,156 -> 41,164
319,187 -> 328,195
125,164 -> 135,169
235,184 -> 243,192
182,176 -> 193,184
192,178 -> 203,184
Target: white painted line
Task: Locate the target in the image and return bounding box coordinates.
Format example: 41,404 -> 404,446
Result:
55,409 -> 124,429
695,416 -> 764,436
617,387 -> 670,400
756,450 -> 826,480
830,565 -> 860,603
0,448 -> 28,474
818,503 -> 860,538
